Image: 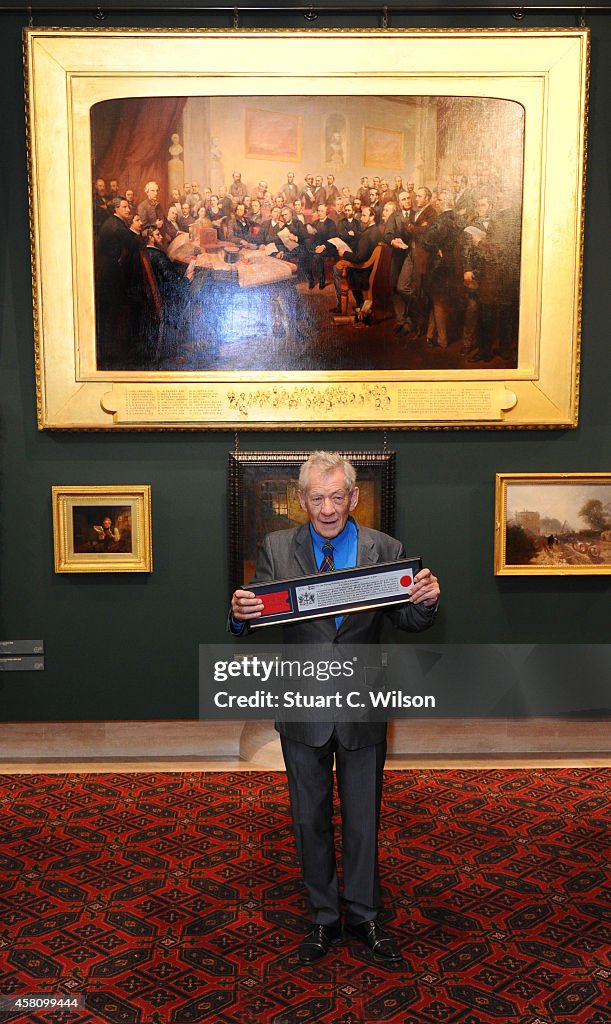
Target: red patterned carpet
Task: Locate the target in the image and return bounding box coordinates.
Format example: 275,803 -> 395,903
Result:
0,769 -> 609,1024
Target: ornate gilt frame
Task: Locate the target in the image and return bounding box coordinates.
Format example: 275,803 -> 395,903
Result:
25,28 -> 588,430
494,472 -> 611,576
52,485 -> 153,573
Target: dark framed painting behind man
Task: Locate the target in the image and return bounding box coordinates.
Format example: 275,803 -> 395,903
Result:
228,450 -> 395,595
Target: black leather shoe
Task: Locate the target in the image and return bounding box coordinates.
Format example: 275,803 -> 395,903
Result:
346,920 -> 402,962
298,923 -> 342,964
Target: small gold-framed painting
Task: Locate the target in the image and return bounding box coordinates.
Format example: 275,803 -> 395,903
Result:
494,473 -> 611,575
52,485 -> 152,573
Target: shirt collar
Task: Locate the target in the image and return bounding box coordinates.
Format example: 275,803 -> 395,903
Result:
309,517 -> 357,562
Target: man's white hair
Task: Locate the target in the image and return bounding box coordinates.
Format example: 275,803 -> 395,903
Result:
298,451 -> 356,494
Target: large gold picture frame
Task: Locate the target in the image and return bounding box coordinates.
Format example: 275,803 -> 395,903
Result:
25,28 -> 588,431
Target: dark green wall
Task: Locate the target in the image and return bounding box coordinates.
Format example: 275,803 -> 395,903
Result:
1,4 -> 609,722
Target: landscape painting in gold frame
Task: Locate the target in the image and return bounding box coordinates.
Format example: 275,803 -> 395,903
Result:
494,473 -> 611,576
25,28 -> 587,430
52,485 -> 153,573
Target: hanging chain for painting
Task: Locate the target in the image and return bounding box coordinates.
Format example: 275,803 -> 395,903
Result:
578,5 -> 587,25
233,7 -> 239,29
234,431 -> 240,453
381,6 -> 389,29
27,4 -> 32,25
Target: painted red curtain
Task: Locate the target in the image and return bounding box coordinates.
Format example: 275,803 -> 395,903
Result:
94,97 -> 187,204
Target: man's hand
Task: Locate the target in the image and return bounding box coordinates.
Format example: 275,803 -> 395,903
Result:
231,588 -> 264,621
409,568 -> 440,608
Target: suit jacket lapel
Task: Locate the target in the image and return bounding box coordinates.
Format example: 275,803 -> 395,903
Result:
294,525 -> 338,641
294,523 -> 317,576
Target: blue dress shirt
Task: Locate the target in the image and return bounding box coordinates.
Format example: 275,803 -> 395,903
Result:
310,517 -> 358,629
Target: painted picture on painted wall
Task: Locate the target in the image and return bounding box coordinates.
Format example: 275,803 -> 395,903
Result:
229,451 -> 395,595
52,486 -> 153,573
494,474 -> 611,575
26,29 -> 587,429
91,93 -> 523,375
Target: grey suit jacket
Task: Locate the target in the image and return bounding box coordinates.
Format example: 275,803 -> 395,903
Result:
231,521 -> 437,749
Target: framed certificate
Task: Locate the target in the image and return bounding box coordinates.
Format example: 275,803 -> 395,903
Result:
248,557 -> 422,628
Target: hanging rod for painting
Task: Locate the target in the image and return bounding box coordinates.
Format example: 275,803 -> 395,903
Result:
1,3 -> 606,17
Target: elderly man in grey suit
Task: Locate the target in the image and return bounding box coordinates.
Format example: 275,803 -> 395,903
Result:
230,452 -> 440,965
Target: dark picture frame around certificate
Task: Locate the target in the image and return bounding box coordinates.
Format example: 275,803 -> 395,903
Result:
228,450 -> 395,595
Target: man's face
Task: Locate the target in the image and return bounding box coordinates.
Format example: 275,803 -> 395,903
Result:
305,175 -> 314,185
146,183 -> 159,201
360,207 -> 372,227
95,179 -> 106,196
395,175 -> 403,187
271,206 -> 281,222
399,192 -> 412,211
103,517 -> 112,530
294,199 -> 302,213
415,188 -> 428,209
299,466 -> 359,540
181,203 -> 190,217
191,182 -> 199,192
327,175 -> 335,185
110,179 -> 119,193
369,189 -> 379,202
236,204 -> 245,219
171,189 -> 180,202
184,183 -> 192,194
382,202 -> 395,222
233,173 -> 241,182
344,203 -> 353,218
252,200 -> 261,214
315,176 -> 323,186
126,189 -> 135,203
131,214 -> 143,233
353,197 -> 362,211
477,198 -> 492,218
287,172 -> 294,182
152,228 -> 163,246
317,204 -> 327,220
407,181 -> 415,193
116,199 -> 131,222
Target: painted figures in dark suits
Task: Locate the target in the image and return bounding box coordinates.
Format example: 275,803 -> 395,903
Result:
231,452 -> 440,964
332,206 -> 383,312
